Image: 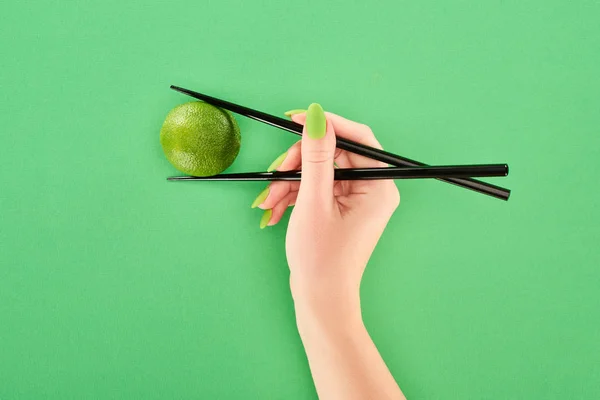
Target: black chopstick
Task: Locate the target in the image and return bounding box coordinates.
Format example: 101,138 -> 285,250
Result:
167,164 -> 508,182
170,85 -> 511,201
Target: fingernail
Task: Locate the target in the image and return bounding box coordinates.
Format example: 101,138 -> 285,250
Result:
267,151 -> 288,172
284,109 -> 306,117
251,186 -> 270,208
260,209 -> 272,229
334,162 -> 339,169
306,103 -> 326,139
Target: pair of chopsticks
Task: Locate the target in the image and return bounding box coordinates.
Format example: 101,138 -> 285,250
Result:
168,85 -> 511,201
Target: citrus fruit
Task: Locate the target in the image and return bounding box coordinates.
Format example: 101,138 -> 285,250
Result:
160,101 -> 241,176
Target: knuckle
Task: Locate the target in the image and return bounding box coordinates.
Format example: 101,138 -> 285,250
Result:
359,124 -> 374,135
386,185 -> 401,209
304,149 -> 333,165
392,191 -> 401,209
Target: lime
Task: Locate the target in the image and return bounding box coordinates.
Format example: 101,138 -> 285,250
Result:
160,101 -> 241,176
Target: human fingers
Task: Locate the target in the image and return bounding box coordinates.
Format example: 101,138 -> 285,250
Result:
262,191 -> 297,228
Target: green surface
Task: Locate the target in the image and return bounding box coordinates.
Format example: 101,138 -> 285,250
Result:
1,1 -> 599,398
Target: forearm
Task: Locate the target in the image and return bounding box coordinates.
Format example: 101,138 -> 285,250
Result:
293,287 -> 405,400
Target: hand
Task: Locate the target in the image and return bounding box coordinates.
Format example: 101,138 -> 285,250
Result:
253,104 -> 400,302
252,104 -> 404,399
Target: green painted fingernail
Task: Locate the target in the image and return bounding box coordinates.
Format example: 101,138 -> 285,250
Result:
284,109 -> 306,117
306,103 -> 326,139
251,186 -> 270,208
267,151 -> 288,172
260,209 -> 272,229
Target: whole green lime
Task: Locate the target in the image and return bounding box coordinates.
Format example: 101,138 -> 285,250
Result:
160,101 -> 241,176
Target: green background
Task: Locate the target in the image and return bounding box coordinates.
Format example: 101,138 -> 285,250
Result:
1,0 -> 599,398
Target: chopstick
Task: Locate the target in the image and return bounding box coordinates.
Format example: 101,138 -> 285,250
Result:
170,85 -> 511,201
167,164 -> 508,182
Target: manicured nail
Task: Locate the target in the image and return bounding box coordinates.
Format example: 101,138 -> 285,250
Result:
284,109 -> 306,117
306,103 -> 326,139
267,151 -> 288,172
334,162 -> 339,169
251,186 -> 270,208
260,209 -> 272,229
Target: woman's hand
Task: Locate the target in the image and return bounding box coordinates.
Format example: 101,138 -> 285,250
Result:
253,104 -> 400,302
252,104 -> 404,400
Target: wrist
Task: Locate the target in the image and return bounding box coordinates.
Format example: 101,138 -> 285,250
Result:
291,278 -> 363,337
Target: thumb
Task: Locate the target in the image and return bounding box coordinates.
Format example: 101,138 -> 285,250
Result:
299,103 -> 336,206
